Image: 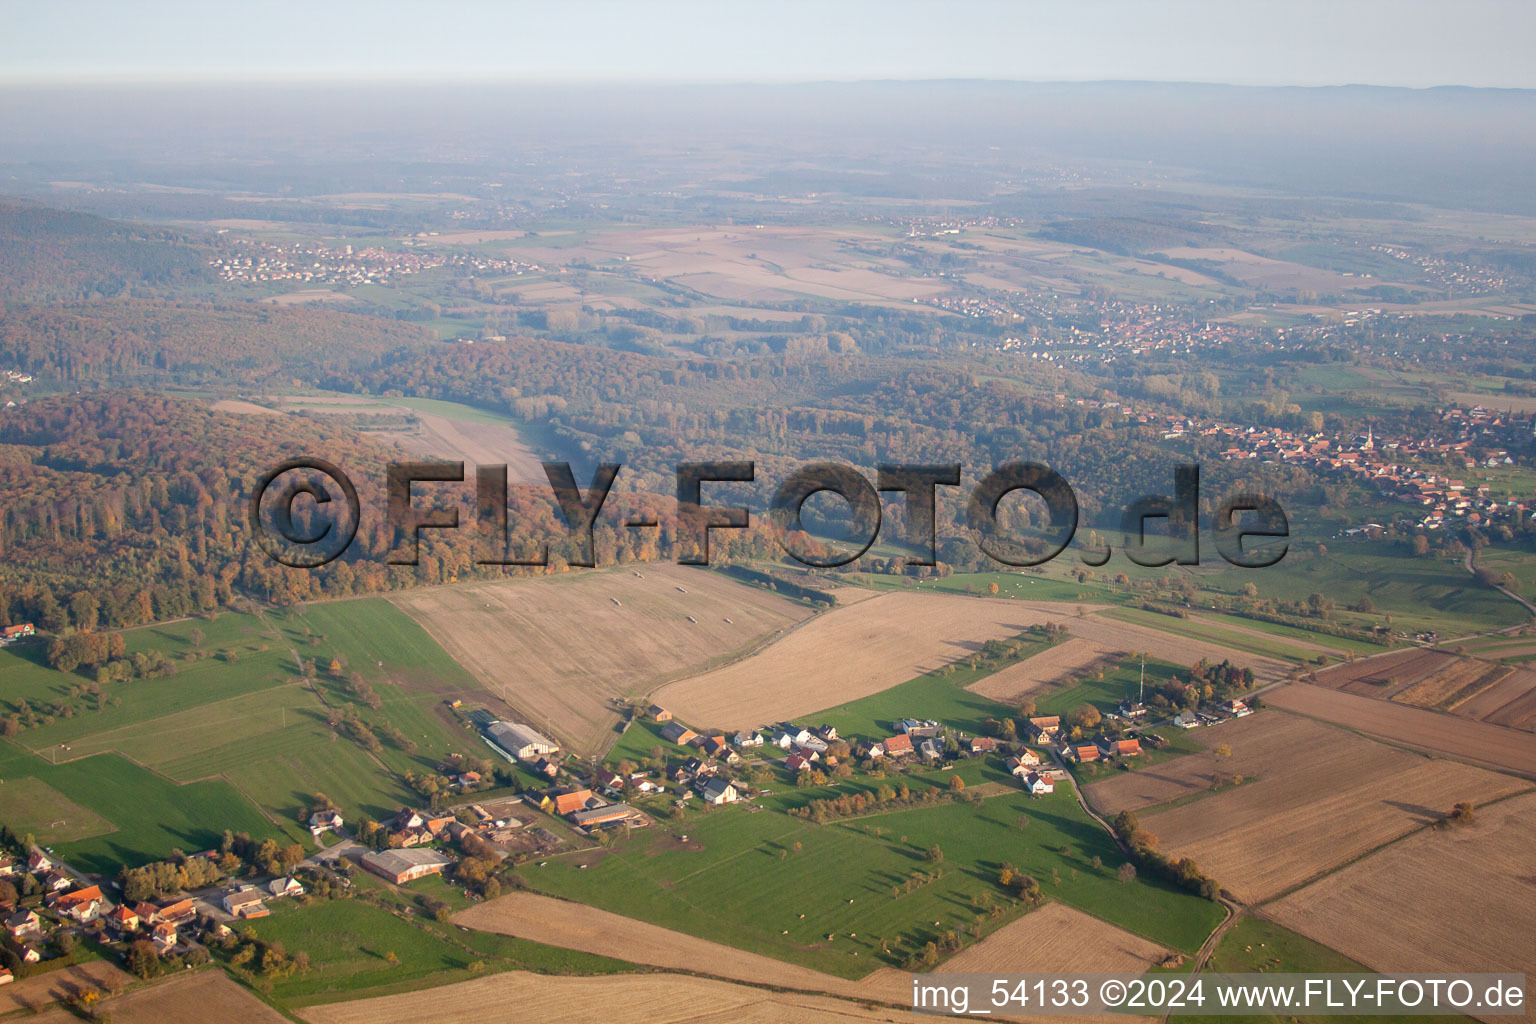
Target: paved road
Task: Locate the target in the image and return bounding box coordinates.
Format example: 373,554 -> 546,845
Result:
1047,751 -> 1129,856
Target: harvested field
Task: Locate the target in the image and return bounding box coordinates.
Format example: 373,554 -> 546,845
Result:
1480,683 -> 1536,730
452,891 -> 880,1001
262,288 -> 355,305
0,962 -> 133,1016
650,596 -> 1290,731
1313,647 -> 1452,699
825,585 -> 881,605
370,407 -> 544,484
1067,613 -> 1292,685
243,394 -> 545,483
1314,650 -> 1536,731
1451,665 -> 1536,729
1267,792 -> 1536,1023
966,637 -> 1115,703
87,970 -> 289,1024
907,901 -> 1164,975
390,565 -> 812,755
209,398 -> 281,415
1392,659 -> 1509,711
650,592 -> 1048,731
1140,727 -> 1526,902
453,893 -> 1155,1017
297,968 -> 934,1024
1084,711 -> 1309,815
1266,682 -> 1536,776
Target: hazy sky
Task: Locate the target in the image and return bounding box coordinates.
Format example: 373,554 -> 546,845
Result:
3,0 -> 1534,88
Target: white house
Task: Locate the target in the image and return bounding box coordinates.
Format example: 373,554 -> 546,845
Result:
268,877 -> 305,898
1022,772 -> 1054,796
733,731 -> 764,748
1004,751 -> 1040,776
699,778 -> 739,805
773,727 -> 812,748
308,810 -> 344,836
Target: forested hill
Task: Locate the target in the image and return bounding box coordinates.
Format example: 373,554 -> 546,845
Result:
0,201 -> 213,302
0,301 -> 434,385
0,391 -> 744,634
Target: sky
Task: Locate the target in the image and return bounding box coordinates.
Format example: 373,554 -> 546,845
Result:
1,0 -> 1534,89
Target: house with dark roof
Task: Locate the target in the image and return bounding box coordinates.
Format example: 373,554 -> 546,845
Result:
699,778 -> 739,805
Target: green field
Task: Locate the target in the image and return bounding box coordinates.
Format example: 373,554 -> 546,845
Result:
273,599 -> 485,775
530,786 -> 1224,979
809,643 -> 1048,740
1034,657 -> 1179,720
0,739 -> 277,873
245,896 -> 633,1005
846,537 -> 1525,640
0,776 -> 114,845
1173,916 -> 1466,1024
3,612 -> 296,754
1101,607 -> 1316,662
0,597 -> 492,853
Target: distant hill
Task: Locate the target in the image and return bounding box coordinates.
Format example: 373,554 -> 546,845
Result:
0,200 -> 214,301
0,300 -> 433,386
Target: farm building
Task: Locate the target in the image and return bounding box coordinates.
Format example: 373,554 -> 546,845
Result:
1069,744 -> 1101,763
660,721 -> 698,745
361,848 -> 452,885
1027,716 -> 1061,740
570,803 -> 640,828
553,789 -> 598,816
1096,737 -> 1143,758
221,886 -> 270,918
649,705 -> 673,722
156,898 -> 196,925
485,721 -> 561,761
1,623 -> 34,640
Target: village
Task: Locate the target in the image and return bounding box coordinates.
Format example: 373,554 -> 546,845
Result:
0,649 -> 1263,993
